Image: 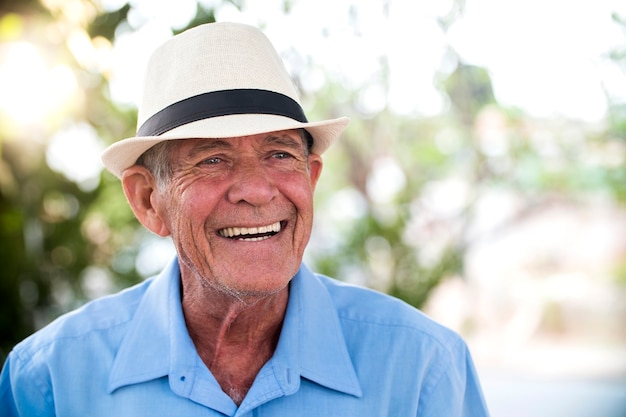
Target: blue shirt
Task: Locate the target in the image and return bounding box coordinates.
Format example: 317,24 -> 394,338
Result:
1,258 -> 489,416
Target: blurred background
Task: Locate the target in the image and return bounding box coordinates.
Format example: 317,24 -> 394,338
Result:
0,0 -> 625,415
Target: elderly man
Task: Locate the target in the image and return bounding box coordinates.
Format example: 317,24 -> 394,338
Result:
0,22 -> 490,416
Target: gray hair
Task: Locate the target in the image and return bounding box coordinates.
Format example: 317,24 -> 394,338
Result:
134,140 -> 177,189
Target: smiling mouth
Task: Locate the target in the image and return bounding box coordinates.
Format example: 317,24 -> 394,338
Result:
218,221 -> 283,242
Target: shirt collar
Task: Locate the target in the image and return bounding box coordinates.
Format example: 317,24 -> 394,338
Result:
107,258 -> 179,393
107,258 -> 362,400
274,264 -> 362,397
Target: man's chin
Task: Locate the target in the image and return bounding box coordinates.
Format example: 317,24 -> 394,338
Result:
210,279 -> 291,305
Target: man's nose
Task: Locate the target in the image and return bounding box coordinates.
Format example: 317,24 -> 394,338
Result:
226,161 -> 279,206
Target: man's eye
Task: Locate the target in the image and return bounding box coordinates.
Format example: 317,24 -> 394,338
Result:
273,152 -> 292,159
200,157 -> 222,165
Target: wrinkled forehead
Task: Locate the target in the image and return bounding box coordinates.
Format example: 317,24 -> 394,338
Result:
176,129 -> 307,155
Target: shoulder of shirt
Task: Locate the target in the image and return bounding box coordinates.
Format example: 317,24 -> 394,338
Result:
313,273 -> 464,351
11,277 -> 155,358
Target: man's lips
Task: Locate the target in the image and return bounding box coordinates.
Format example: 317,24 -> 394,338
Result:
218,221 -> 283,241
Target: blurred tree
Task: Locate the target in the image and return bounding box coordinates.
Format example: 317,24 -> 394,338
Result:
303,3 -> 626,316
0,0 -> 219,360
445,62 -> 495,126
606,12 -> 626,202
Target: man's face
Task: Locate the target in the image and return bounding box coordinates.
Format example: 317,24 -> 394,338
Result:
152,129 -> 322,298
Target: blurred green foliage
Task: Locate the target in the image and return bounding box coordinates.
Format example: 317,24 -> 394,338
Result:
0,0 -> 624,363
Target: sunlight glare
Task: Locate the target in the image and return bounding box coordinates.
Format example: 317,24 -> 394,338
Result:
108,22 -> 172,105
367,157 -> 407,204
45,123 -> 105,191
447,0 -> 625,121
127,0 -> 197,30
0,41 -> 77,126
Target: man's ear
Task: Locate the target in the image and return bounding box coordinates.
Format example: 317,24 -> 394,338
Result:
121,166 -> 170,237
308,154 -> 323,190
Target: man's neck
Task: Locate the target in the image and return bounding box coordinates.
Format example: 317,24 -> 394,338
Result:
180,270 -> 289,405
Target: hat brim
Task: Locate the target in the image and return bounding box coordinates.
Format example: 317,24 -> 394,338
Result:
101,114 -> 349,179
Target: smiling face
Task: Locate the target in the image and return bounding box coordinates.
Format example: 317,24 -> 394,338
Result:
127,130 -> 322,299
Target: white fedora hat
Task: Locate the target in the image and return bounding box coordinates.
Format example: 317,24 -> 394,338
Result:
101,22 -> 349,178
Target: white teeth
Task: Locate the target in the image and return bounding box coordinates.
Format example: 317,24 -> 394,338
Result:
219,221 -> 282,239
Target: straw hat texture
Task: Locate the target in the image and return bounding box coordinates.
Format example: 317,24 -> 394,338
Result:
101,22 -> 349,178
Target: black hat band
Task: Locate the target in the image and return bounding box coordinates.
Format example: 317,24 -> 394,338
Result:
137,88 -> 309,137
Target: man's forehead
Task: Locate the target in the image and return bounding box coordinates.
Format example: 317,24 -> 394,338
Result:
181,130 -> 304,153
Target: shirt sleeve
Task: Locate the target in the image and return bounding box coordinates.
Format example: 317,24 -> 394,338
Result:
417,338 -> 490,417
0,351 -> 55,417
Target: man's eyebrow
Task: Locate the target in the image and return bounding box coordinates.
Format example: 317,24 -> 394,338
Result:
264,134 -> 306,151
186,139 -> 233,158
